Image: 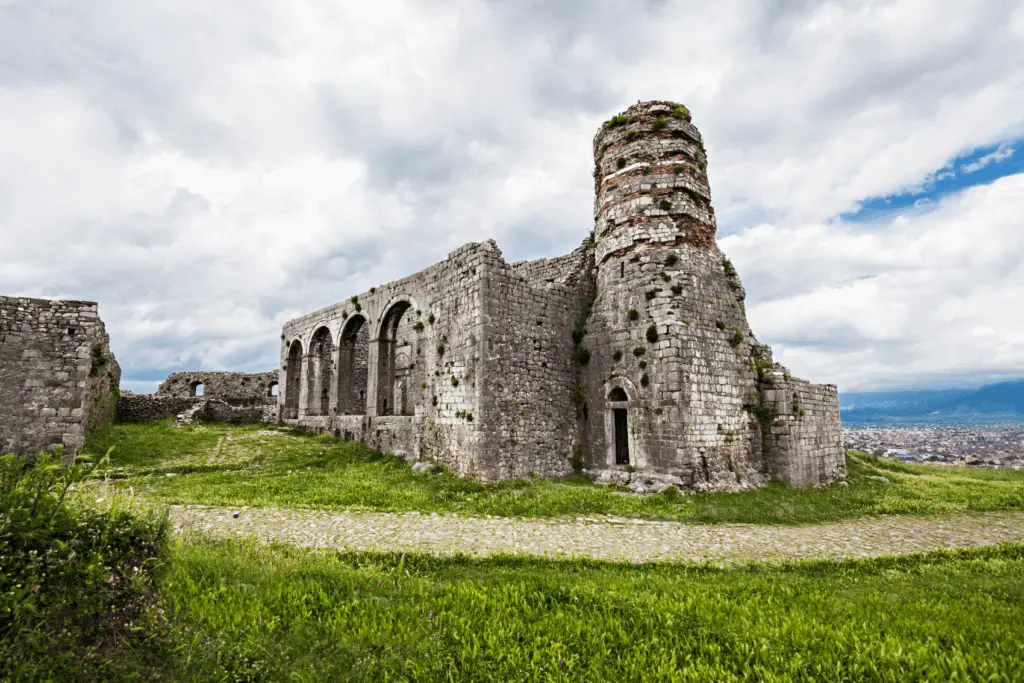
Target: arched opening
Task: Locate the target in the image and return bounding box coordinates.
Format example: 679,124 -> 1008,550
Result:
613,408 -> 629,464
376,301 -> 415,416
307,327 -> 334,416
337,315 -> 369,415
284,341 -> 303,419
191,381 -> 205,397
268,382 -> 279,397
605,384 -> 633,467
608,387 -> 628,402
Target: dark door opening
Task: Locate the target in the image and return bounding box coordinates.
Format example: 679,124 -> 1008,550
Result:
614,408 -> 629,465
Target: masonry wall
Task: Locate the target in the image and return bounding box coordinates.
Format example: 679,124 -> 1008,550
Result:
157,371 -> 279,405
476,243 -> 591,479
0,296 -> 120,460
761,378 -> 845,487
280,242 -> 491,477
117,393 -> 199,422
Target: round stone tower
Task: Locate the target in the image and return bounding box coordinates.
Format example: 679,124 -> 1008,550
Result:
579,100 -> 769,491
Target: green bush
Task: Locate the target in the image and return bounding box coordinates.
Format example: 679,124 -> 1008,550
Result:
651,117 -> 668,131
0,450 -> 170,681
665,254 -> 678,266
608,114 -> 630,127
626,309 -> 639,321
573,346 -> 591,366
616,157 -> 627,169
658,199 -> 672,211
673,104 -> 690,119
612,349 -> 623,362
633,346 -> 646,357
640,373 -> 650,388
671,284 -> 683,295
646,325 -> 659,343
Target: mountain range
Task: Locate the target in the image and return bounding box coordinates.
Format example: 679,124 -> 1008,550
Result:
839,379 -> 1024,425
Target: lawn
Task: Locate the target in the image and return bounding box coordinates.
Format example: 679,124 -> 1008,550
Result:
161,540 -> 1024,681
84,420 -> 1024,524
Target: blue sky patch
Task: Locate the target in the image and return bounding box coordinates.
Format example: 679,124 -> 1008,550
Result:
838,137 -> 1023,223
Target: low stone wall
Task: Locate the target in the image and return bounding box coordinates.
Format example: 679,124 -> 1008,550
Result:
158,370 -> 279,405
762,377 -> 846,487
117,393 -> 199,422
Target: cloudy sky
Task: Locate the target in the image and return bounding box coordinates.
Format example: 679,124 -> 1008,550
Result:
2,0 -> 1023,394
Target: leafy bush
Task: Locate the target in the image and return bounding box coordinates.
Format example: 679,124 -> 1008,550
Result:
665,254 -> 678,266
673,104 -> 690,119
612,350 -> 623,362
645,290 -> 658,301
658,199 -> 672,211
608,114 -> 630,127
728,328 -> 744,347
413,321 -> 425,332
450,376 -> 459,387
671,284 -> 683,295
626,129 -> 640,140
652,117 -> 668,131
722,257 -> 737,277
633,346 -> 646,357
715,320 -> 726,330
640,374 -> 650,388
616,157 -> 627,169
646,325 -> 659,343
428,312 -> 436,325
0,450 -> 169,681
626,309 -> 639,321
572,346 -> 591,366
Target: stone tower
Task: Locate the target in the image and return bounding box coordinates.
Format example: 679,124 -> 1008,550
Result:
579,100 -> 843,490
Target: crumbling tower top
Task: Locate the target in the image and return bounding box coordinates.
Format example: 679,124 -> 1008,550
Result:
592,100 -> 716,266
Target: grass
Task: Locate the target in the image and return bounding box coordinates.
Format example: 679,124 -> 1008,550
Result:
85,421 -> 1024,524
160,540 -> 1024,681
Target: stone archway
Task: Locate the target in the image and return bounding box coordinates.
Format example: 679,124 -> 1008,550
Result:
284,340 -> 303,420
337,314 -> 369,415
307,327 -> 333,416
603,379 -> 640,468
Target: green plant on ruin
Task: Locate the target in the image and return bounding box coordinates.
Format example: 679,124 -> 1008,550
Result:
350,295 -> 362,313
431,395 -> 438,406
437,344 -> 446,357
616,157 -> 627,170
572,346 -> 591,366
728,328 -> 744,347
612,349 -> 623,362
633,346 -> 646,357
419,380 -> 426,389
715,320 -> 726,330
645,290 -> 658,301
642,166 -> 651,175
672,164 -> 686,174
652,117 -> 668,131
745,402 -> 777,427
627,309 -> 639,321
665,253 -> 678,267
89,344 -> 108,377
626,129 -> 640,140
369,287 -> 376,294
428,312 -> 436,325
799,409 -> 806,416
569,390 -> 585,409
659,199 -> 672,211
654,407 -> 663,415
413,321 -> 425,332
673,104 -> 690,119
722,257 -> 737,278
571,325 -> 586,345
660,272 -> 671,282
450,376 -> 459,387
608,114 -> 631,127
625,464 -> 636,473
638,360 -> 647,369
646,325 -> 659,343
671,284 -> 683,295
750,343 -> 774,383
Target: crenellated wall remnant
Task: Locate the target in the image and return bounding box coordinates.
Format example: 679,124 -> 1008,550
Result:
281,99 -> 845,491
0,296 -> 120,462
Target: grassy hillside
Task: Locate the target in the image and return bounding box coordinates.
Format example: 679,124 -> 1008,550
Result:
85,421 -> 1024,524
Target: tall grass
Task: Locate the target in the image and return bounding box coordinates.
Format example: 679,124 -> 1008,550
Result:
0,450 -> 171,681
160,539 -> 1024,681
87,421 -> 1024,524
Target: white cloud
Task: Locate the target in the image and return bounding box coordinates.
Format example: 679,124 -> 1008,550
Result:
961,144 -> 1015,173
1,0 -> 1023,392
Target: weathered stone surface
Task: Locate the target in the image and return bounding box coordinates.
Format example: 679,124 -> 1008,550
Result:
118,371 -> 279,423
280,100 -> 845,490
0,296 -> 120,461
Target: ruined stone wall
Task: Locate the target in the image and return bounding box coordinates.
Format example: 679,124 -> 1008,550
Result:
0,296 -> 120,460
761,377 -> 845,487
157,371 -> 278,405
509,244 -> 590,285
476,243 -> 590,479
117,393 -> 199,422
280,241 -> 491,477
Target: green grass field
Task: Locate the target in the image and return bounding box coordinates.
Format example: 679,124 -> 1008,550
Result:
161,540 -> 1024,681
85,420 -> 1024,524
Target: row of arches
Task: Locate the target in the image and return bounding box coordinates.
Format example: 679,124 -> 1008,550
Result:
281,300 -> 419,420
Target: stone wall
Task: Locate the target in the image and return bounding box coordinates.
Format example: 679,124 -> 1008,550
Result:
761,376 -> 845,487
157,370 -> 279,405
117,393 -> 199,422
0,296 -> 120,461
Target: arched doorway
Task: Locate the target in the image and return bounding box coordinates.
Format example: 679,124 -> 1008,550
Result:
608,387 -> 629,465
338,315 -> 369,415
284,340 -> 303,419
376,300 -> 414,416
307,327 -> 333,416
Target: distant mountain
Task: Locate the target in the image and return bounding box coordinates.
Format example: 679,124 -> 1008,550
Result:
840,379 -> 1024,425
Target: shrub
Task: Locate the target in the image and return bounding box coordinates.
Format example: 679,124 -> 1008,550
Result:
569,390 -> 585,408
722,257 -> 737,277
673,165 -> 686,174
573,346 -> 591,366
627,309 -> 640,321
652,117 -> 668,131
673,104 -> 690,119
728,329 -> 744,347
638,360 -> 647,369
646,325 -> 659,343
369,287 -> 376,294
660,272 -> 671,282
437,344 -> 446,357
715,320 -> 726,330
616,157 -> 627,170
0,450 -> 169,680
450,376 -> 459,387
671,284 -> 683,295
665,254 -> 678,266
640,374 -> 650,388
569,444 -> 583,473
608,114 -> 630,127
413,321 -> 425,332
89,344 -> 108,377
612,350 -> 623,362
633,346 -> 646,357
659,200 -> 672,211
428,312 -> 435,325
626,129 -> 640,140
572,326 -> 586,345
645,290 -> 658,301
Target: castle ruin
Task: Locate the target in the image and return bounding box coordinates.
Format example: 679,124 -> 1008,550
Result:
279,101 -> 845,491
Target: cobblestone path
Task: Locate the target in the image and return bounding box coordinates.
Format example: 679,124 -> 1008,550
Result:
169,506 -> 1024,564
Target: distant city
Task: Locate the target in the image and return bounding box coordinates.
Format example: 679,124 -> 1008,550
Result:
843,424 -> 1024,470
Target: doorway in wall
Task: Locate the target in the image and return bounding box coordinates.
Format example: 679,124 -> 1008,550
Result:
614,408 -> 629,465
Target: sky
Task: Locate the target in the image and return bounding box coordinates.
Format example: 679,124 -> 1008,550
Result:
1,0 -> 1023,394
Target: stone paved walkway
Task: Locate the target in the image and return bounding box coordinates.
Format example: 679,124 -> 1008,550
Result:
168,506 -> 1024,564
